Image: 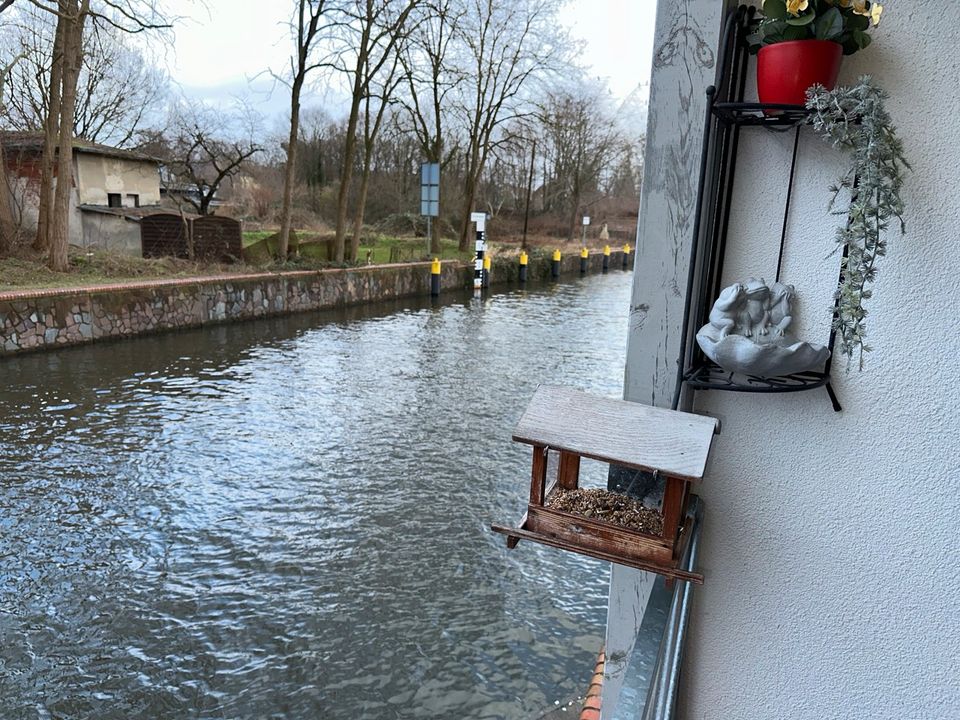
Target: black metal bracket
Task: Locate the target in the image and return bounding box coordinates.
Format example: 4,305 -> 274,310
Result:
672,5 -> 843,413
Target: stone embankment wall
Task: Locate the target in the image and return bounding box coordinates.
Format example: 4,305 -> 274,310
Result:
0,251 -> 628,356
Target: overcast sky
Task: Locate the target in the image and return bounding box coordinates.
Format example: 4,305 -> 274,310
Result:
165,0 -> 656,119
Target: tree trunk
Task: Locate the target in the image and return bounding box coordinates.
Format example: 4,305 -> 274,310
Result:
0,63 -> 16,252
334,105 -> 360,263
0,143 -> 17,253
430,205 -> 441,256
35,8 -> 66,252
278,78 -> 303,262
458,170 -> 478,252
567,195 -> 579,243
48,0 -> 86,273
349,151 -> 372,263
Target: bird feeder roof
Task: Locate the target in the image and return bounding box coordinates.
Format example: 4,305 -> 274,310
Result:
512,385 -> 719,482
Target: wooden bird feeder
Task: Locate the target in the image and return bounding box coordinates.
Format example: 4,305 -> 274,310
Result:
491,385 -> 719,584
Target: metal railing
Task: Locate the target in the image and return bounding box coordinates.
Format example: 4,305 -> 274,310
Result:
640,497 -> 704,720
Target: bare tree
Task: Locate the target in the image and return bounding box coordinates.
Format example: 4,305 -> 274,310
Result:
34,2 -> 66,252
0,2 -> 165,254
160,102 -> 264,216
0,21 -> 26,251
295,106 -> 337,213
19,0 -> 171,270
399,0 -> 463,255
277,0 -> 341,261
331,0 -> 421,263
48,0 -> 90,271
539,86 -> 624,240
1,6 -> 166,146
453,0 -> 569,251
349,40 -> 405,260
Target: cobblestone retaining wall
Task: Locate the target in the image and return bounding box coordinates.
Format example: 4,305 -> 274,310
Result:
0,251 -> 629,356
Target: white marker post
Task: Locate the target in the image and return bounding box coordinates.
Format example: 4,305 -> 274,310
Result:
471,212 -> 486,292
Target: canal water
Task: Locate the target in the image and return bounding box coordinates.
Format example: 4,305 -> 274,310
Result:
0,272 -> 642,719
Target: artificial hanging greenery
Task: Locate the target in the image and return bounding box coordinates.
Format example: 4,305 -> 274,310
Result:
806,77 -> 909,369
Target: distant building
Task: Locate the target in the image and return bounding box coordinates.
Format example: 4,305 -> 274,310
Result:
2,132 -> 163,255
158,166 -> 225,213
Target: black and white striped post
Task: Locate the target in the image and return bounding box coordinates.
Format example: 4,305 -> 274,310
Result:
472,212 -> 486,293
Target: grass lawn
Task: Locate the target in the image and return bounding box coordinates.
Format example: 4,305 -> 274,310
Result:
244,229 -> 472,264
0,236 -> 473,293
357,235 -> 470,264
0,252 -> 248,292
0,229 -> 503,292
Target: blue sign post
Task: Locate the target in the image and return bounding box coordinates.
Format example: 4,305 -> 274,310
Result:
420,163 -> 440,255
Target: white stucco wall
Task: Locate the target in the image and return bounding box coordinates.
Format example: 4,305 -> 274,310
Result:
74,153 -> 161,206
674,4 -> 960,719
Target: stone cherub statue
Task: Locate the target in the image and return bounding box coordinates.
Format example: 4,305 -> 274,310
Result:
696,278 -> 829,377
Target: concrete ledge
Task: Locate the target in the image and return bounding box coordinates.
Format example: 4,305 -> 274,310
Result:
0,251 -> 630,356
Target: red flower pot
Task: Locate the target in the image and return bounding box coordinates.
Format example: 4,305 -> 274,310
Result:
757,40 -> 843,106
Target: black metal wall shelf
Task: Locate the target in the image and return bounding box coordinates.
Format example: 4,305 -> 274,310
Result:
673,5 -> 843,413
683,362 -> 830,393
712,102 -> 812,128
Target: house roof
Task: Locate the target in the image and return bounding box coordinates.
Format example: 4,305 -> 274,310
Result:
0,132 -> 160,163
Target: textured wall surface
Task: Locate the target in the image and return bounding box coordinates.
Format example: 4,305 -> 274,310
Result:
79,211 -> 142,254
674,4 -> 960,719
75,153 -> 161,206
605,2 -> 729,717
0,252 -> 627,356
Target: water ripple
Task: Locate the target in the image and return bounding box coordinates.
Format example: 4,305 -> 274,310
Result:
0,274 -> 635,719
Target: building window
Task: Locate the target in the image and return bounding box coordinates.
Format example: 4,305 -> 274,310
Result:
107,193 -> 121,208
126,193 -> 140,208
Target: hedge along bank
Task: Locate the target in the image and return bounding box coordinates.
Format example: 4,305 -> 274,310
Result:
0,251 -> 629,356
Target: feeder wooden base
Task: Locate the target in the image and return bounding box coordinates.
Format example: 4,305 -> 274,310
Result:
492,508 -> 702,584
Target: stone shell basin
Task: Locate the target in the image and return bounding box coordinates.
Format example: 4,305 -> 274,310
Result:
696,324 -> 830,378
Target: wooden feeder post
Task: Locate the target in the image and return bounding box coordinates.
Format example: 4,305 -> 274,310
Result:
492,385 -> 720,584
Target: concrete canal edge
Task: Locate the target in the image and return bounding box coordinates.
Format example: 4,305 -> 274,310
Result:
0,250 -> 630,356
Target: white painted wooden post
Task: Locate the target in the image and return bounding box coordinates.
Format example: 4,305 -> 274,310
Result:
471,212 -> 486,292
602,1 -> 731,717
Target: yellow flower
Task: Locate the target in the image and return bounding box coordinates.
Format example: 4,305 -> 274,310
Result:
786,0 -> 809,15
870,2 -> 884,25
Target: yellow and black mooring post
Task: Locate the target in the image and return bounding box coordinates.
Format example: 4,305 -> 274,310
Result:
622,243 -> 631,269
580,246 -> 589,274
551,249 -> 562,278
431,257 -> 441,296
519,251 -> 528,283
602,244 -> 610,273
482,255 -> 491,289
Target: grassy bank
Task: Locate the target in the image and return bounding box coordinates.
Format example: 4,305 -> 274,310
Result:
242,229 -> 471,264
1,230 -> 611,292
